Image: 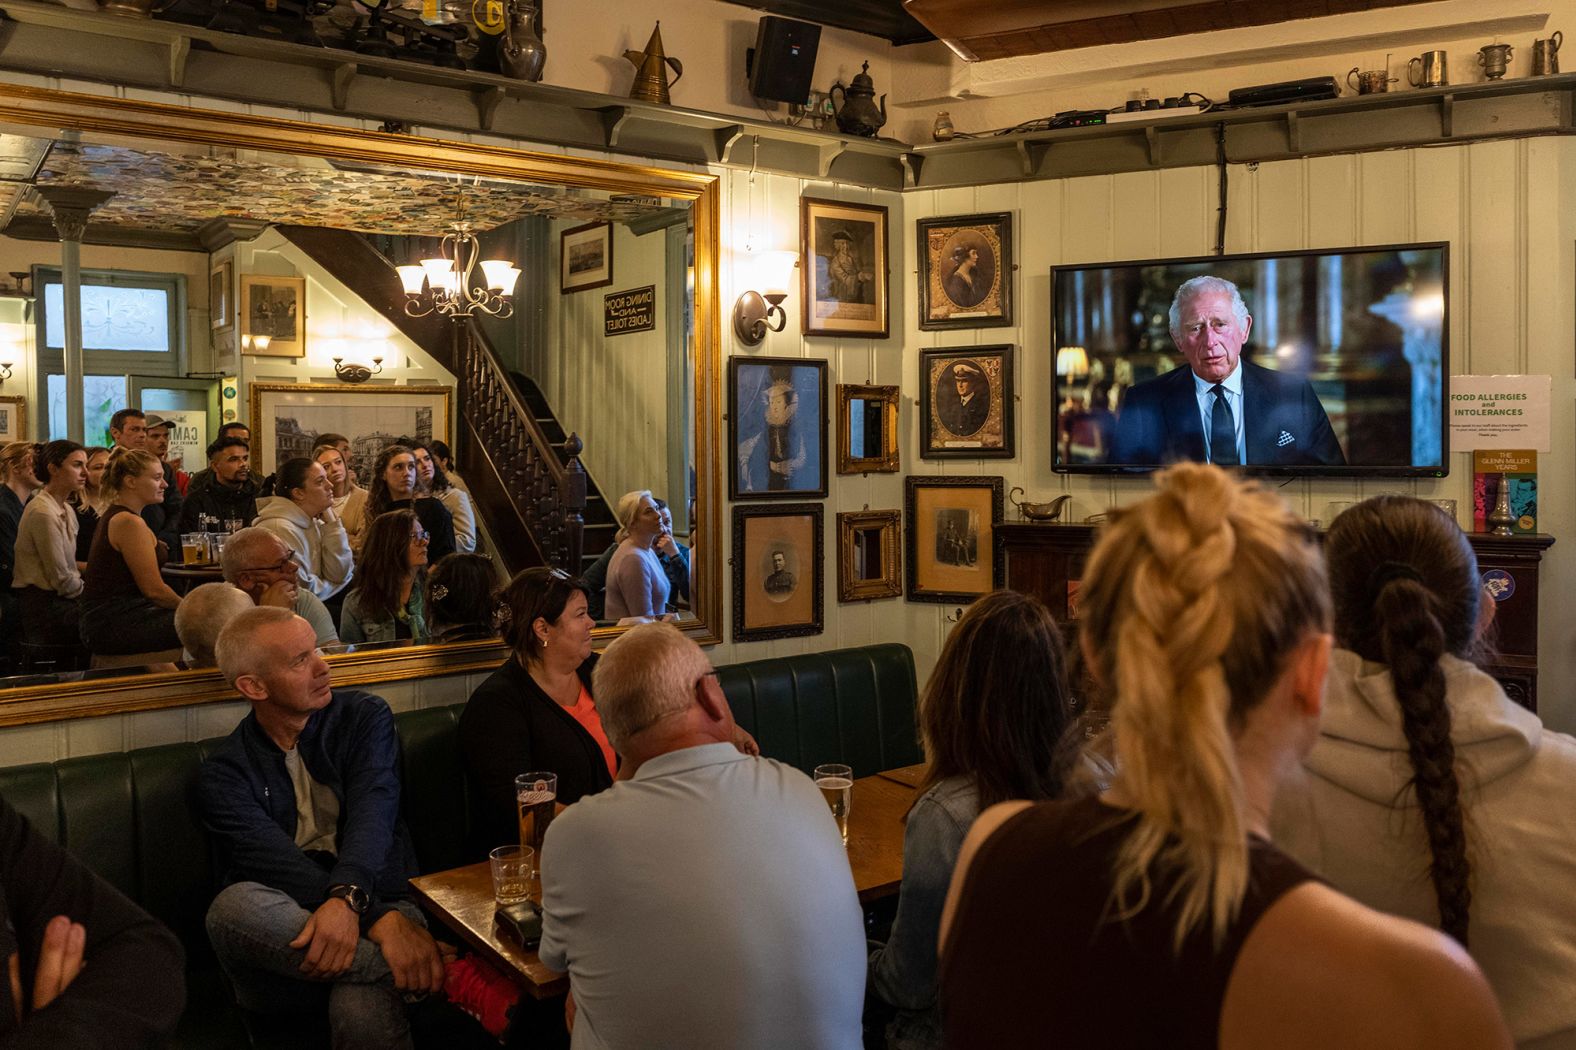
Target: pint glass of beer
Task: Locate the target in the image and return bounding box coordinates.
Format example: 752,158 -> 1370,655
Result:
515,772 -> 558,861
814,763 -> 853,846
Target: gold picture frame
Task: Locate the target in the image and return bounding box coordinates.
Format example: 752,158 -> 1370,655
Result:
240,274 -> 306,357
0,396 -> 26,444
248,383 -> 453,480
837,509 -> 901,602
837,384 -> 899,475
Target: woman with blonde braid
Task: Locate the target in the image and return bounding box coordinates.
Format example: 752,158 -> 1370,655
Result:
939,464 -> 1509,1050
1274,496 -> 1576,1046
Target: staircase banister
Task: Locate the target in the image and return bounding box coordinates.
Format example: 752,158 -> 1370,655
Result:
463,320 -> 569,489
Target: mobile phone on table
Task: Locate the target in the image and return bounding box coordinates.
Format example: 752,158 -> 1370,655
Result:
495,899 -> 542,949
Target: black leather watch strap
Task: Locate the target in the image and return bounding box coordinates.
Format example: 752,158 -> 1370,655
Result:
326,883 -> 369,915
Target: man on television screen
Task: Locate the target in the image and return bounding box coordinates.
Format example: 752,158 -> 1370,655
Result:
1110,275 -> 1345,467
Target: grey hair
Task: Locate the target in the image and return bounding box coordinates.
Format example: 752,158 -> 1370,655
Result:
592,622 -> 714,751
214,605 -> 300,686
175,583 -> 255,667
220,526 -> 288,583
1168,275 -> 1251,339
613,489 -> 655,543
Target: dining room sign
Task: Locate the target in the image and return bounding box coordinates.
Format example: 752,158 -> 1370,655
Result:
604,285 -> 656,337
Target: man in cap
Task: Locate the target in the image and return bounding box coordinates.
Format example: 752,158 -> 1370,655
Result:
139,412 -> 185,554
937,360 -> 990,437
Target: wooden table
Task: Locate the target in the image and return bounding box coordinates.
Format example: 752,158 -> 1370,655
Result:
410,768 -> 917,998
161,563 -> 224,594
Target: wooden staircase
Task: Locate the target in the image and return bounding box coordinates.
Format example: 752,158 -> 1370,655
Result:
507,372 -> 619,573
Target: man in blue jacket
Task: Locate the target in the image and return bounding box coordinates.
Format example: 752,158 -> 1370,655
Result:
199,607 -> 445,1050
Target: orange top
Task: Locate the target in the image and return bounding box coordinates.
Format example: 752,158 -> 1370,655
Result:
566,683 -> 617,779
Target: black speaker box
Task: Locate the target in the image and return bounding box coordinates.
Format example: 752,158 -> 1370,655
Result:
749,15 -> 822,104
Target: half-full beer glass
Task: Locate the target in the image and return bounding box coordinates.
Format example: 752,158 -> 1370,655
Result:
814,763 -> 853,846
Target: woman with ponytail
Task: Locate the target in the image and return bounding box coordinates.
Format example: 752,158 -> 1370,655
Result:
939,465 -> 1508,1050
1274,496 -> 1576,1046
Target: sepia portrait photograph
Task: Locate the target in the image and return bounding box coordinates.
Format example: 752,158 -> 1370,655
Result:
728,356 -> 828,500
905,475 -> 1003,603
240,274 -> 305,356
920,346 -> 1015,459
560,221 -> 614,293
732,503 -> 823,641
918,212 -> 1013,330
801,197 -> 889,338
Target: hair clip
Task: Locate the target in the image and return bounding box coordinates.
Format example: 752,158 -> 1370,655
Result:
493,601 -> 513,626
430,584 -> 450,602
548,568 -> 570,580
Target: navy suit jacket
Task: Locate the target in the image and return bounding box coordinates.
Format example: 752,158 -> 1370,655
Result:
1110,361 -> 1345,467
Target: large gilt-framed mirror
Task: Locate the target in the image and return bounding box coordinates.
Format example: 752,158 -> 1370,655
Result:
0,83 -> 721,726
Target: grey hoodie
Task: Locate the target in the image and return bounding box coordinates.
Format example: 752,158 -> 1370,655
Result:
1273,648 -> 1576,1047
252,496 -> 354,602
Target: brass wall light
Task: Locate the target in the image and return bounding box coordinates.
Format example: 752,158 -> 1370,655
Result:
0,363 -> 12,384
333,356 -> 384,384
733,250 -> 798,346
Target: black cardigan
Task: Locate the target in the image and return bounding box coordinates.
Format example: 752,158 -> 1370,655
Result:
458,654 -> 614,861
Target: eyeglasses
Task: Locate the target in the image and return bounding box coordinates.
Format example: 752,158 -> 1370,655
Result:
244,553 -> 298,574
411,530 -> 430,544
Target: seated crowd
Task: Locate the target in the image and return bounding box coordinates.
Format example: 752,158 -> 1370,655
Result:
2,455 -> 1573,1049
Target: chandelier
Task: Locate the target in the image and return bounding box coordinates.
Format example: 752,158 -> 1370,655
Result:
395,212 -> 521,319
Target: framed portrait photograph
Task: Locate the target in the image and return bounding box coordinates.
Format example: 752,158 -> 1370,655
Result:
732,503 -> 824,642
905,475 -> 1004,603
248,383 -> 452,482
801,197 -> 889,339
0,396 -> 26,444
240,274 -> 305,357
837,383 -> 899,475
210,259 -> 232,332
561,221 -> 614,293
920,345 -> 1015,459
918,212 -> 1013,329
837,509 -> 901,603
728,356 -> 828,500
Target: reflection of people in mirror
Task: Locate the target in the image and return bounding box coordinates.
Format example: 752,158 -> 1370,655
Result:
823,230 -> 873,304
764,550 -> 796,596
943,245 -> 987,309
1110,275 -> 1345,467
936,361 -> 990,437
738,374 -> 811,493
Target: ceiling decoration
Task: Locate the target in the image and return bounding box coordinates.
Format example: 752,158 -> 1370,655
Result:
901,0 -> 1440,62
6,141 -> 677,242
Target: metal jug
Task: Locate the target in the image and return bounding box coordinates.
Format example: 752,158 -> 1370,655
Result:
1534,31 -> 1563,75
499,0 -> 546,82
1347,66 -> 1397,94
623,22 -> 683,106
830,61 -> 887,138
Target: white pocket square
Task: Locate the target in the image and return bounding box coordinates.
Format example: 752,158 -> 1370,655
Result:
1277,431 -> 1295,447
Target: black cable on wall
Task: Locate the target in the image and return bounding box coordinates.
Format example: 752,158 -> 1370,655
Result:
1214,122 -> 1229,256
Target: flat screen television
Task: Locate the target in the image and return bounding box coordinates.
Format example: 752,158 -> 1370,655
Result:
1052,243 -> 1449,477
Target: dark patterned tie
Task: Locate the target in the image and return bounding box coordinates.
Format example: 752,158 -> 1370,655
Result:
1210,384 -> 1239,465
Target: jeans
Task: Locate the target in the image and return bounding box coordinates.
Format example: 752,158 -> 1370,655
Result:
206,881 -> 423,1050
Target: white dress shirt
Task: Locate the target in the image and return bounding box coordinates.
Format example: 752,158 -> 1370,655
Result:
1192,364 -> 1245,464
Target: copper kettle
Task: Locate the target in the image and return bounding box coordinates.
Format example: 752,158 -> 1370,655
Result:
624,22 -> 683,106
830,61 -> 887,137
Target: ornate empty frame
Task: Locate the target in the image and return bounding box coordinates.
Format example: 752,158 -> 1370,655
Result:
836,384 -> 899,474
837,510 -> 901,602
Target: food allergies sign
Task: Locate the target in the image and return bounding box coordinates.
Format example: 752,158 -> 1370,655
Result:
1448,375 -> 1550,451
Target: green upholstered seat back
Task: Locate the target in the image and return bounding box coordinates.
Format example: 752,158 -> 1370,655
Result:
392,703 -> 471,876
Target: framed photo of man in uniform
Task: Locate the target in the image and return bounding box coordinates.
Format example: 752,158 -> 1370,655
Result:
732,503 -> 824,641
905,476 -> 1003,603
917,212 -> 1012,330
920,346 -> 1015,459
801,197 -> 889,339
728,357 -> 828,500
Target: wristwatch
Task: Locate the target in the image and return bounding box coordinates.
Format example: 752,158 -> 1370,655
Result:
326,883 -> 369,915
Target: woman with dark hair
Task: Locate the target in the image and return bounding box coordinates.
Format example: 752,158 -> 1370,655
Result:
253,456 -> 353,603
1274,496 -> 1576,1045
364,445 -> 455,562
458,567 -> 610,859
13,440 -> 88,647
71,446 -> 111,564
337,508 -> 428,645
868,590 -> 1076,1050
425,553 -> 497,642
430,439 -> 467,493
939,465 -> 1509,1050
79,449 -> 182,656
410,441 -> 476,554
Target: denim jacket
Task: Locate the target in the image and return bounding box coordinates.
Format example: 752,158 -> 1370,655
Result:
199,688 -> 419,928
868,776 -> 980,1050
339,585 -> 427,646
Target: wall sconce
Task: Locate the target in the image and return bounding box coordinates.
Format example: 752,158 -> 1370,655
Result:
242,334 -> 272,354
733,250 -> 798,346
0,363 -> 12,384
333,356 -> 384,384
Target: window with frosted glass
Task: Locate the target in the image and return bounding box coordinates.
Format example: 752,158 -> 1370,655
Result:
47,374 -> 126,445
43,282 -> 171,353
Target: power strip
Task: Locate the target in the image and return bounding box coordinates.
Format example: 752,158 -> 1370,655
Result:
1105,104 -> 1207,124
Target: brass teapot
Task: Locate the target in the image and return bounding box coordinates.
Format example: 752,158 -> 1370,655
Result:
830,61 -> 887,137
624,22 -> 683,106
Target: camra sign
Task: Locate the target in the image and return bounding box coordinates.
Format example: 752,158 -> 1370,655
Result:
159,410 -> 208,472
604,286 -> 656,337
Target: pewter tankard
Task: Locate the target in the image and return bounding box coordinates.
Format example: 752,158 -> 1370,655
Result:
1534,32 -> 1563,75
1409,50 -> 1449,88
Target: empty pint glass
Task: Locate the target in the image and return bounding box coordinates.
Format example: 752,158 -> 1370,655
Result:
515,772 -> 558,861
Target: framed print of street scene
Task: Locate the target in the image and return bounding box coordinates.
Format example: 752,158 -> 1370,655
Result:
801,197 -> 889,338
728,356 -> 828,500
917,212 -> 1012,330
249,383 -> 452,482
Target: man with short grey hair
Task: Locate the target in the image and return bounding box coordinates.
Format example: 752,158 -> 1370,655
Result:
201,608 -> 444,1050
538,623 -> 866,1050
175,581 -> 254,667
221,526 -> 338,646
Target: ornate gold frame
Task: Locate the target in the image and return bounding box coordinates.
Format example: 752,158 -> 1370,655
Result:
0,83 -> 724,726
836,509 -> 901,602
836,383 -> 900,475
